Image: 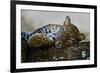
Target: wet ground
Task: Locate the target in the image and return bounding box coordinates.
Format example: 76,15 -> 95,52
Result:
21,41 -> 90,63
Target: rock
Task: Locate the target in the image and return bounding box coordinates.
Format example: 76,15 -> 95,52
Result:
22,41 -> 90,62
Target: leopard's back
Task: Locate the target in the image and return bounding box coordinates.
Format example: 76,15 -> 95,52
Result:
31,24 -> 64,41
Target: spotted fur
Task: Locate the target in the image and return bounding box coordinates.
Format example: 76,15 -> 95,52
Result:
22,16 -> 85,48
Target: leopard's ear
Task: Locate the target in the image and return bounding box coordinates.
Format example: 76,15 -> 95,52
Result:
63,16 -> 71,31
64,16 -> 71,25
78,33 -> 85,41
